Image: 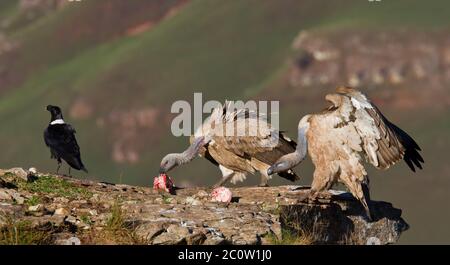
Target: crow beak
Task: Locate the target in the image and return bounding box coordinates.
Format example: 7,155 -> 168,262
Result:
267,166 -> 275,176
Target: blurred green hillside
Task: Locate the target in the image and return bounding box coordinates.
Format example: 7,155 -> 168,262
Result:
0,0 -> 449,243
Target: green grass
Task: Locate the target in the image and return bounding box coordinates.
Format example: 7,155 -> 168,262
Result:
0,0 -> 18,22
105,202 -> 125,232
79,214 -> 93,226
266,229 -> 313,245
331,0 -> 450,30
25,195 -> 42,206
18,175 -> 92,199
0,218 -> 52,245
78,201 -> 147,245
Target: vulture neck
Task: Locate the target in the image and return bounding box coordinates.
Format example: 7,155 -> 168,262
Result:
176,137 -> 205,165
293,126 -> 308,165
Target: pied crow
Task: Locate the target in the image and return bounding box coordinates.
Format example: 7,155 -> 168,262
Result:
44,105 -> 88,175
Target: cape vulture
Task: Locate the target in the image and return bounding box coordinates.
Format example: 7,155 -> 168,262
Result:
160,101 -> 299,187
267,87 -> 423,220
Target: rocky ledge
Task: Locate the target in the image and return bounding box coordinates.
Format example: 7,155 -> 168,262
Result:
0,168 -> 408,245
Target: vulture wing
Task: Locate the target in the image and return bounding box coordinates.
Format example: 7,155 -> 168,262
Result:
211,111 -> 299,181
331,87 -> 424,172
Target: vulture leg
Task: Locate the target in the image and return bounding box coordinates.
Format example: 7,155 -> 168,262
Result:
360,182 -> 373,222
68,167 -> 72,177
295,191 -> 310,203
213,173 -> 235,188
307,168 -> 335,202
258,173 -> 269,187
258,178 -> 269,187
341,174 -> 373,221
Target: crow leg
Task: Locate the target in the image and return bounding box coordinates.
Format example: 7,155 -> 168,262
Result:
56,159 -> 62,174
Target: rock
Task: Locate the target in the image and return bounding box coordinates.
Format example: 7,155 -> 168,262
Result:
195,190 -> 209,199
28,167 -> 37,175
0,168 -> 29,181
55,236 -> 81,245
65,215 -> 78,226
167,224 -> 190,237
8,191 -> 25,205
28,204 -> 43,212
54,197 -> 69,204
232,233 -> 260,245
185,196 -> 202,206
279,192 -> 409,245
203,235 -> 226,245
0,189 -> 12,200
134,222 -> 165,242
54,208 -> 70,216
152,224 -> 190,245
46,215 -> 66,227
152,232 -> 185,245
0,168 -> 409,245
186,231 -> 207,245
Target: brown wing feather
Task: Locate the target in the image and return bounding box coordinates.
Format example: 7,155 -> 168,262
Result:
207,142 -> 255,173
210,121 -> 299,181
365,104 -> 423,171
336,87 -> 424,172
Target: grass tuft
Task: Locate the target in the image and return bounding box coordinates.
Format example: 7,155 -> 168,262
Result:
25,195 -> 42,206
80,200 -> 146,245
266,228 -> 313,245
0,217 -> 53,245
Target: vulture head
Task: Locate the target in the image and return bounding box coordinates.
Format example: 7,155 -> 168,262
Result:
324,93 -> 342,111
267,152 -> 300,175
159,136 -> 205,174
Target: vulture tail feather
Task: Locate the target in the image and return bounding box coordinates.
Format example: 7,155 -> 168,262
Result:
388,122 -> 424,172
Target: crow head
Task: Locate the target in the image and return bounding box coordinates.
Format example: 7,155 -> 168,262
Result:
46,105 -> 64,121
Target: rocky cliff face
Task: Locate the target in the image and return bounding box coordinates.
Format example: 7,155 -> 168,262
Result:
0,168 -> 408,245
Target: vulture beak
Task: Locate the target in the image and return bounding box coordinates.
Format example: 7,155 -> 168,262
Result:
159,167 -> 166,174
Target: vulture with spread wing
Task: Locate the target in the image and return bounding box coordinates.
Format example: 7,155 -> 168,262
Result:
160,102 -> 299,187
268,87 -> 423,220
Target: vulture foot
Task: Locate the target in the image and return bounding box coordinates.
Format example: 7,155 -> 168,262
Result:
296,192 -> 311,203
213,173 -> 234,188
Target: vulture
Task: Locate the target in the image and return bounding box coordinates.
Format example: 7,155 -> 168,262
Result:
159,101 -> 299,187
44,105 -> 88,175
267,87 -> 424,220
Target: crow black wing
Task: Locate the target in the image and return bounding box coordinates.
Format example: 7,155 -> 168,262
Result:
44,124 -> 86,171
